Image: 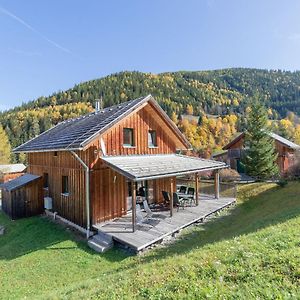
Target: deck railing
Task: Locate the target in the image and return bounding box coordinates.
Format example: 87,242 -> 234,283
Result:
177,178 -> 237,199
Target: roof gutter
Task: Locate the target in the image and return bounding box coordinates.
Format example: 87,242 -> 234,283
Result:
70,151 -> 91,239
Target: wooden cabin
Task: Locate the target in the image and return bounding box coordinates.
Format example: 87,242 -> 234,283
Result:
222,132 -> 300,174
1,174 -> 43,219
0,164 -> 26,184
13,95 -> 227,236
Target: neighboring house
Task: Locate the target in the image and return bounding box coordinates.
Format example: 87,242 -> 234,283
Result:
222,132 -> 300,174
11,95 -> 227,237
0,164 -> 26,184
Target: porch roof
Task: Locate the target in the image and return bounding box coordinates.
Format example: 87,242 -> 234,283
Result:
102,154 -> 226,181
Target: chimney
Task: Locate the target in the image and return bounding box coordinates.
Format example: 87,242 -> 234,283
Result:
95,96 -> 103,113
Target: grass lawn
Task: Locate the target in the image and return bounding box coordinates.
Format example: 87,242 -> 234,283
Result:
0,182 -> 299,299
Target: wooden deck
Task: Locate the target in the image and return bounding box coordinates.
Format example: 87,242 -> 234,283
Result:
93,195 -> 236,252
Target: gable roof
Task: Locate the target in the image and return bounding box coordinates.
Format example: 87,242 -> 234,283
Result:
0,174 -> 40,191
0,164 -> 26,174
14,95 -> 191,153
268,132 -> 300,150
223,132 -> 300,150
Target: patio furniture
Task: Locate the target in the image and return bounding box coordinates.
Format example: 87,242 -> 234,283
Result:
187,187 -> 196,205
173,192 -> 187,211
178,185 -> 187,194
187,187 -> 195,196
136,204 -> 153,227
162,191 -> 170,205
143,200 -> 153,217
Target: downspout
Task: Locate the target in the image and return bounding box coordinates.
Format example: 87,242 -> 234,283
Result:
70,151 -> 90,239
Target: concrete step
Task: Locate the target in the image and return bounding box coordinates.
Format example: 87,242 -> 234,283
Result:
93,231 -> 113,244
88,233 -> 113,253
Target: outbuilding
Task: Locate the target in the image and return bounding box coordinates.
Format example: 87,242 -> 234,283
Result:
0,174 -> 43,219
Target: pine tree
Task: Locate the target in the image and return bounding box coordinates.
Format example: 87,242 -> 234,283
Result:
243,101 -> 279,179
0,126 -> 11,164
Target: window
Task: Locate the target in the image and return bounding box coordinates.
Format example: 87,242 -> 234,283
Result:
62,176 -> 69,195
123,128 -> 134,147
148,130 -> 157,147
43,173 -> 49,189
54,151 -> 58,157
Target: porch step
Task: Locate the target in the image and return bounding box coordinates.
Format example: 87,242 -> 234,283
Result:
88,232 -> 113,253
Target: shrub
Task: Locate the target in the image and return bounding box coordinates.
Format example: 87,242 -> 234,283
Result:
276,178 -> 288,188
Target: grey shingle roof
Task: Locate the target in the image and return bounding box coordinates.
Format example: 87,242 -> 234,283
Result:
223,131 -> 300,150
269,132 -> 300,150
0,174 -> 40,191
14,95 -> 153,153
0,164 -> 26,174
102,154 -> 226,181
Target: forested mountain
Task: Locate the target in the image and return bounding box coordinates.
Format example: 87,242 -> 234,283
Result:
1,68 -> 300,162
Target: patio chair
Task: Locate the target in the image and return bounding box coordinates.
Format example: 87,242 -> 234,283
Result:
136,204 -> 153,227
173,192 -> 186,211
186,187 -> 196,205
179,185 -> 187,194
162,191 -> 170,205
143,200 -> 153,217
187,187 -> 195,196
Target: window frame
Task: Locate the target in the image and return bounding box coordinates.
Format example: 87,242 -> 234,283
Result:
148,130 -> 158,148
123,128 -> 135,147
61,175 -> 69,196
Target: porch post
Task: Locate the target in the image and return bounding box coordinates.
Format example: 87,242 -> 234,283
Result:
170,178 -> 174,217
195,172 -> 199,206
214,170 -> 220,199
132,181 -> 136,232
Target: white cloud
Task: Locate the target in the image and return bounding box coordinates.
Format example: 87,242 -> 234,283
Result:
0,6 -> 72,54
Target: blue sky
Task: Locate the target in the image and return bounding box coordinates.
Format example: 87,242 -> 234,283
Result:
1,0 -> 300,110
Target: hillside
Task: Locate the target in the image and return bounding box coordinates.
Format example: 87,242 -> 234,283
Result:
1,68 -> 300,160
0,182 -> 299,299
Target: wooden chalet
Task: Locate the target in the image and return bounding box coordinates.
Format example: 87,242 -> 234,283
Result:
12,95 -> 234,250
222,132 -> 300,174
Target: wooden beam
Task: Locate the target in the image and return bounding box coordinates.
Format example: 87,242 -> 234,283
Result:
132,181 -> 136,232
170,178 -> 174,217
195,172 -> 199,206
214,170 -> 220,199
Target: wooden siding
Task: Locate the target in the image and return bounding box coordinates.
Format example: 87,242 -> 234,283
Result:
27,151 -> 87,227
226,136 -> 296,173
91,167 -> 127,224
1,178 -> 43,219
87,103 -> 185,158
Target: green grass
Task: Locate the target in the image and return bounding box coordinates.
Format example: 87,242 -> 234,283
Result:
0,182 -> 300,299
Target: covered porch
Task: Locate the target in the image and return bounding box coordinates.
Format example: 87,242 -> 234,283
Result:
93,195 -> 235,251
94,154 -> 236,251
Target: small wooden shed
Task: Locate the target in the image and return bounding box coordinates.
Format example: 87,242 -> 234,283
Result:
0,174 -> 43,219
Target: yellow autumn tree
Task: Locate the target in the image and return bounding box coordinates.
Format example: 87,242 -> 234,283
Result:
0,126 -> 11,164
